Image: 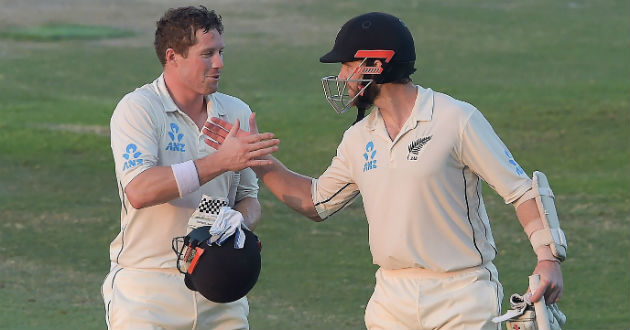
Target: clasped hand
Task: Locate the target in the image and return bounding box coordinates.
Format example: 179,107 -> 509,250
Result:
203,113 -> 279,171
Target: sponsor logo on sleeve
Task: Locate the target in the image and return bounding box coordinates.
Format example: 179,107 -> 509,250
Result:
505,150 -> 525,175
122,143 -> 143,171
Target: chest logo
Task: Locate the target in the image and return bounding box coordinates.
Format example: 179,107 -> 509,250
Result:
166,123 -> 186,152
122,143 -> 143,171
407,136 -> 432,161
363,141 -> 378,172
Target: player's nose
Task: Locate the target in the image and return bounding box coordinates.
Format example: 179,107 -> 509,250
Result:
211,54 -> 223,69
337,68 -> 347,80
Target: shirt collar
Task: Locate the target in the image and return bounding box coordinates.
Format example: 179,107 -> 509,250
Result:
155,73 -> 178,113
365,85 -> 434,131
154,73 -> 225,115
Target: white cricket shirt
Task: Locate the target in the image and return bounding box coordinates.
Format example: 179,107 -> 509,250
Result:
312,85 -> 531,272
109,74 -> 258,269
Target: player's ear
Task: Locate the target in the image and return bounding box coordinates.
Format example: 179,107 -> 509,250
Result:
165,48 -> 177,66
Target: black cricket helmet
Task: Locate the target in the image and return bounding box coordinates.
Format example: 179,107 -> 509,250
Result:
320,12 -> 416,115
172,226 -> 262,303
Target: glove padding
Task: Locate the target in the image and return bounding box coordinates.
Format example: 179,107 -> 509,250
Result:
209,207 -> 247,249
186,195 -> 229,234
493,293 -> 566,330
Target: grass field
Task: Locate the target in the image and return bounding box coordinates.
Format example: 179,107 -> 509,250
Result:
0,0 -> 628,329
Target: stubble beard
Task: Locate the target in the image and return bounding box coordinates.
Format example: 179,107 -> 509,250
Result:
354,82 -> 380,109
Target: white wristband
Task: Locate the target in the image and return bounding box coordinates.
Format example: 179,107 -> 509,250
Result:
171,160 -> 200,197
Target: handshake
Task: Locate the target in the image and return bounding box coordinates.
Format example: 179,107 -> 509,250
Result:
201,113 -> 280,172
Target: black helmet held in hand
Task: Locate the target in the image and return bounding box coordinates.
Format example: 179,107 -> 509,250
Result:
173,226 -> 262,303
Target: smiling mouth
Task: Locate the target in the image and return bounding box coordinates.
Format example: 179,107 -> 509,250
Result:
205,71 -> 221,79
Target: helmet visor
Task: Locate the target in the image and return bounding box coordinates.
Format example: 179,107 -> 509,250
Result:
172,236 -> 194,274
321,75 -> 372,115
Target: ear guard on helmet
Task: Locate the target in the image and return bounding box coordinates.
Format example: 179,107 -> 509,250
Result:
172,225 -> 262,303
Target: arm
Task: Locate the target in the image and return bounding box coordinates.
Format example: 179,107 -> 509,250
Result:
126,119 -> 279,209
125,166 -> 178,209
253,156 -> 322,221
515,199 -> 563,304
204,114 -> 322,221
457,110 -> 564,303
233,197 -> 262,230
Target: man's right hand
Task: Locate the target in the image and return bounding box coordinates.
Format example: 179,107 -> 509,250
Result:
203,113 -> 279,171
204,113 -> 322,221
204,112 -> 261,145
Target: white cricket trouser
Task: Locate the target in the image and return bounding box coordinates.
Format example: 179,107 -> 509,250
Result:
101,264 -> 249,330
365,263 -> 503,330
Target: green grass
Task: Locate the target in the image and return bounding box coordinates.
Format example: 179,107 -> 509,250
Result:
0,0 -> 628,329
0,23 -> 134,41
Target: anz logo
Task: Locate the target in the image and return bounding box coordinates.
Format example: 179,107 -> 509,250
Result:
166,123 -> 186,152
122,144 -> 143,171
505,150 -> 525,176
363,141 -> 378,172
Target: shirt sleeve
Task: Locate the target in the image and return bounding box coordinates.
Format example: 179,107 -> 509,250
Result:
110,94 -> 160,188
236,167 -> 259,202
231,102 -> 259,202
458,109 -> 532,204
312,131 -> 360,219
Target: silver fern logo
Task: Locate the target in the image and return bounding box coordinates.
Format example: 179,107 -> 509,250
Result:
407,136 -> 432,160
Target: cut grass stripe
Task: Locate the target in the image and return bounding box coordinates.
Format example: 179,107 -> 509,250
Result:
0,23 -> 134,41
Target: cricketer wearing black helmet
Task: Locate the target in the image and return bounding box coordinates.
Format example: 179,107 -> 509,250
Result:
204,11 -> 564,330
321,12 -> 416,123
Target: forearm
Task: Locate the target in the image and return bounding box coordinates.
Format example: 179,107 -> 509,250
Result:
194,152 -> 231,184
515,198 -> 563,303
515,199 -> 557,262
126,153 -> 228,209
234,197 -> 261,231
125,166 -> 180,209
253,156 -> 322,221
